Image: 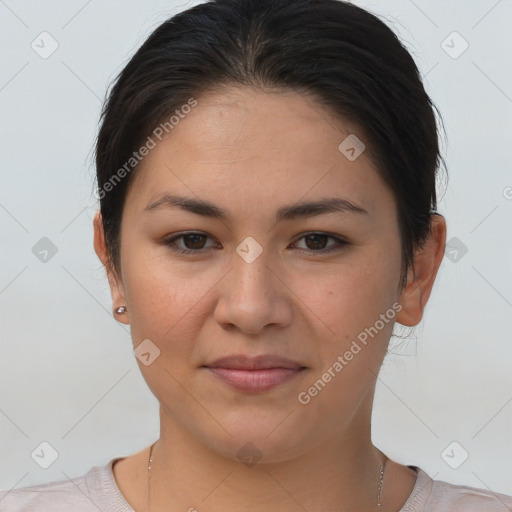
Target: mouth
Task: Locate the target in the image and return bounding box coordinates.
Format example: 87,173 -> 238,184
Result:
202,354 -> 307,392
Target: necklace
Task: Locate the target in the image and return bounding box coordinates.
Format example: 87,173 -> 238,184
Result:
147,441 -> 387,511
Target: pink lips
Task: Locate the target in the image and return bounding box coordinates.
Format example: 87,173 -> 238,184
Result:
203,355 -> 306,392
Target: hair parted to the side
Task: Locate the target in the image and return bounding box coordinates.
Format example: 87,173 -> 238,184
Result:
94,0 -> 447,292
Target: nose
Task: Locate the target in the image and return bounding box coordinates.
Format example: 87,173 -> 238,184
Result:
213,247 -> 293,335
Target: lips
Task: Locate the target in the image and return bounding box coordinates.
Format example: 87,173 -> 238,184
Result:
204,354 -> 305,371
203,355 -> 306,392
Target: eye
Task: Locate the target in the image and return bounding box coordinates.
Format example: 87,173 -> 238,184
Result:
290,232 -> 348,253
162,232 -> 219,254
162,231 -> 348,255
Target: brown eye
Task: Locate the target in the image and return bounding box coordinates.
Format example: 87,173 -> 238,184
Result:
163,232 -> 218,254
304,234 -> 329,250
292,233 -> 348,254
181,234 -> 207,249
163,231 -> 348,256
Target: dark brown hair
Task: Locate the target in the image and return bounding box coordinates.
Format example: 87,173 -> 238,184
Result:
95,0 -> 446,291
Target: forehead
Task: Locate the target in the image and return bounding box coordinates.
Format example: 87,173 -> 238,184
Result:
163,86 -> 357,160
127,86 -> 394,220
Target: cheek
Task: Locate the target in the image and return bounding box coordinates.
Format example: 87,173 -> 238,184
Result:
302,255 -> 399,339
294,260 -> 399,409
122,231 -> 401,361
121,254 -> 213,406
124,257 -> 205,346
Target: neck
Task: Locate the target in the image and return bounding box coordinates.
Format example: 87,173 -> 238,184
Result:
147,408 -> 387,512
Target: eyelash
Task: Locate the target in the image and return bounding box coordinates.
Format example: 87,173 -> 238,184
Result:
162,232 -> 349,255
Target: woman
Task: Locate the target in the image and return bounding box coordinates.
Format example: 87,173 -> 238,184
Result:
1,0 -> 511,510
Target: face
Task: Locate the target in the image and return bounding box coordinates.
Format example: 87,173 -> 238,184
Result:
98,86 -> 431,463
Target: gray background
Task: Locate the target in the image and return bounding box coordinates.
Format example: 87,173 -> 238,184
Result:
1,0 -> 511,498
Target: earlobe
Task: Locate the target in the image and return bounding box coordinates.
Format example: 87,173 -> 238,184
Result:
93,211 -> 129,324
395,214 -> 447,327
395,278 -> 422,327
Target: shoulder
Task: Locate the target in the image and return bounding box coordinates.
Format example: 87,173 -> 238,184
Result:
402,466 -> 512,511
0,459 -> 133,512
428,477 -> 512,511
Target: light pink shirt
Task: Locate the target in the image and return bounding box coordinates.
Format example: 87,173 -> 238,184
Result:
1,460 -> 511,511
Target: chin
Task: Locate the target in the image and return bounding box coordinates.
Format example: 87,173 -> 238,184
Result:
199,414 -> 315,466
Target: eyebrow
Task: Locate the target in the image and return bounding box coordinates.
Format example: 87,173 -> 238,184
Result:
144,194 -> 369,221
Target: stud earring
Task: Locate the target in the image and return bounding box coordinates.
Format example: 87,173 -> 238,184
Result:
116,306 -> 127,315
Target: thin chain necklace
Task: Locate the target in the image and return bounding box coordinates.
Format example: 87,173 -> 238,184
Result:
147,441 -> 387,511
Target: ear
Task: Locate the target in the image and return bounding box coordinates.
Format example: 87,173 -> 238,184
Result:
395,214 -> 447,327
93,211 -> 129,324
